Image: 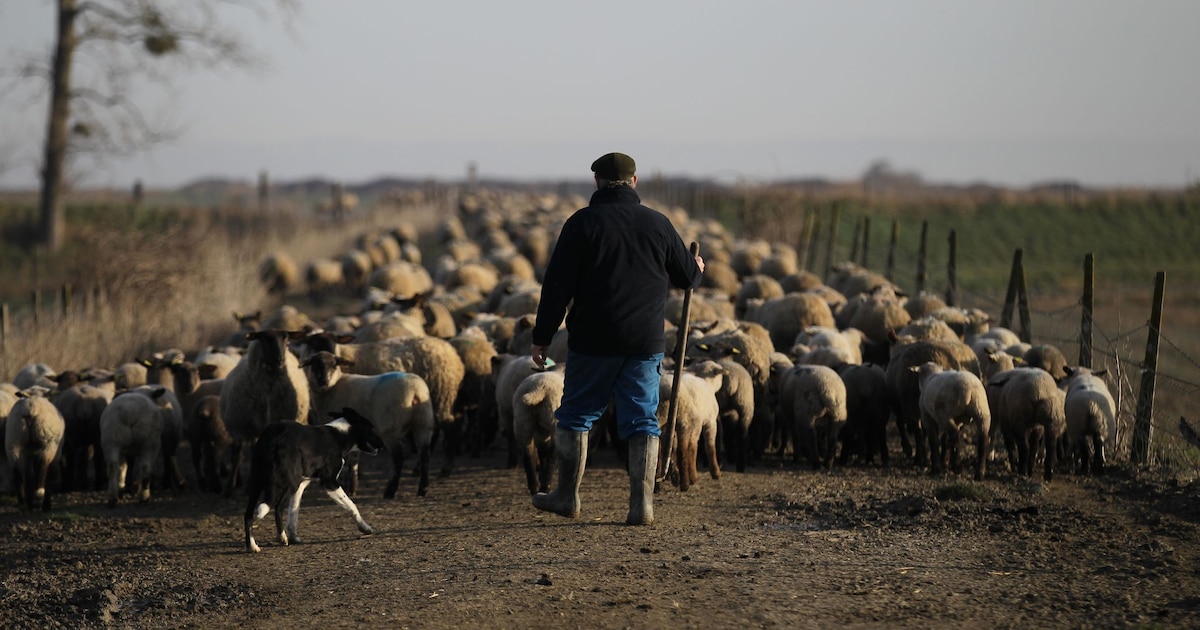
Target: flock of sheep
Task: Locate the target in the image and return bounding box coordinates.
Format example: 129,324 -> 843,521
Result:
1,189 -> 1118,517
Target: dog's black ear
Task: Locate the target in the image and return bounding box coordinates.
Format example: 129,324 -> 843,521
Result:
340,407 -> 363,422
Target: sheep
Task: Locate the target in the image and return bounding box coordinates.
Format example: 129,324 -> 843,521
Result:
687,327 -> 775,459
449,328 -> 500,458
970,326 -> 1022,349
928,306 -> 992,341
686,359 -> 755,473
742,292 -> 836,352
352,309 -> 425,342
51,383 -> 113,491
301,351 -> 435,498
848,287 -> 912,363
258,252 -> 299,295
262,304 -> 317,332
778,270 -> 823,293
12,363 -> 57,390
730,240 -> 772,277
131,384 -> 188,491
296,331 -> 409,375
187,395 -> 231,493
0,389 -> 14,492
1023,344 -> 1069,381
699,260 -> 741,295
794,326 -> 865,365
304,257 -> 345,302
5,390 -> 66,511
493,353 -> 543,468
369,260 -> 435,298
219,329 -> 312,495
99,389 -> 166,506
987,367 -> 1066,482
656,370 -> 721,492
114,362 -> 150,390
193,347 -> 241,380
243,408 -> 385,554
911,362 -> 992,479
775,364 -> 847,470
896,316 -> 960,344
341,249 -> 374,294
734,274 -> 785,319
885,336 -> 981,465
300,332 -> 463,476
835,362 -> 891,468
1059,366 -> 1117,474
904,291 -> 948,320
512,369 -> 566,495
484,277 -> 543,314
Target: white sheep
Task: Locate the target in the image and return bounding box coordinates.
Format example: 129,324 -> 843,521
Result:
305,257 -> 345,301
686,358 -> 755,473
911,362 -> 992,480
1059,366 -> 1117,474
657,370 -> 721,491
341,249 -> 375,293
12,363 -> 57,390
258,252 -> 299,295
302,351 -> 436,498
131,384 -> 188,490
774,364 -> 847,470
369,260 -> 435,299
511,369 -> 566,495
5,389 -> 66,511
220,329 -> 312,495
100,389 -> 166,506
743,292 -> 836,353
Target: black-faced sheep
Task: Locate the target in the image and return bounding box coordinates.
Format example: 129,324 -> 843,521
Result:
5,389 -> 66,511
219,329 -> 312,495
911,362 -> 991,479
301,351 -> 435,498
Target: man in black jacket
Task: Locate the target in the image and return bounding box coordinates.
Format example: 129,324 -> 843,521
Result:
530,152 -> 704,526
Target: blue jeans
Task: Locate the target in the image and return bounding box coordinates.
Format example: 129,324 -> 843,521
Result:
555,350 -> 663,440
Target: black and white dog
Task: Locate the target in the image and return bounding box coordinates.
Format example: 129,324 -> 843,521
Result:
244,407 -> 386,553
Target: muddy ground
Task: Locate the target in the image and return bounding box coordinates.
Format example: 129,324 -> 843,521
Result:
2,442 -> 1199,629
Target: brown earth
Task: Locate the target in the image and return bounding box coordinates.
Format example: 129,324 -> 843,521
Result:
2,443 -> 1199,630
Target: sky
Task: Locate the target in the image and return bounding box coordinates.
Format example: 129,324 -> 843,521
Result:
1,0 -> 1199,190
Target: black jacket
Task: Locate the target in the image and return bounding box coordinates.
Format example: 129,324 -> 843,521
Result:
532,185 -> 702,356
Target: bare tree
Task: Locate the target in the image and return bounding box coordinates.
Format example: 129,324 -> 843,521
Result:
20,0 -> 297,251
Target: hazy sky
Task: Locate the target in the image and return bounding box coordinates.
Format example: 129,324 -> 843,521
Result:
2,0 -> 1198,189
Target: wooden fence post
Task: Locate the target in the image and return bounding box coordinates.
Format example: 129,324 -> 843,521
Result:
1017,259 -> 1032,343
1080,253 -> 1094,368
61,283 -> 72,318
1,303 -> 8,352
798,209 -> 815,273
861,217 -> 871,268
849,216 -> 862,264
946,230 -> 958,307
916,221 -> 928,293
806,214 -> 822,273
1132,271 -> 1166,464
258,170 -> 271,214
823,203 -> 840,280
1000,248 -> 1023,330
886,219 -> 899,281
32,290 -> 40,328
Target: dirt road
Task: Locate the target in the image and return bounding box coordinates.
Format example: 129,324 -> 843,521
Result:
2,444 -> 1199,629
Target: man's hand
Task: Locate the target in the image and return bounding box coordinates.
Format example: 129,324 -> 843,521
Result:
531,344 -> 548,369
695,254 -> 705,273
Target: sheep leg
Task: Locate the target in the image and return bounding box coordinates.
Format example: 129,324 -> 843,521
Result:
323,480 -> 373,535
706,425 -> 722,480
974,428 -> 990,481
105,451 -> 124,508
1042,429 -> 1056,482
520,441 -> 541,496
137,455 -> 154,502
36,457 -> 53,512
684,438 -> 700,490
416,442 -> 430,497
224,440 -> 245,498
895,412 -> 914,460
535,439 -> 555,494
803,425 -> 821,471
385,441 -> 405,499
284,479 -> 311,544
1092,434 -> 1105,474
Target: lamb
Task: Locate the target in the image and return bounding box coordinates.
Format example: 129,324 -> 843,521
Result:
301,351 -> 436,498
686,359 -> 755,473
834,363 -> 891,468
910,362 -> 991,479
1059,366 -> 1117,474
493,353 -> 544,467
51,383 -> 113,491
511,369 -> 566,495
987,367 -> 1067,482
244,408 -> 386,553
187,395 -> 232,493
99,389 -> 166,506
656,370 -> 721,492
449,328 -> 500,458
885,337 -> 981,465
219,329 -> 312,494
130,384 -> 189,491
774,364 -> 847,470
5,389 -> 66,511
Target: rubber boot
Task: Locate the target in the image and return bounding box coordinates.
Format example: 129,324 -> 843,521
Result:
532,428 -> 587,518
626,435 -> 659,526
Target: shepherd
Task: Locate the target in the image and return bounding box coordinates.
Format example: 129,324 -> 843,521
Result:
530,152 -> 704,526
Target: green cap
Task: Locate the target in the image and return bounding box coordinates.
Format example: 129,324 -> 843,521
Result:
591,152 -> 636,180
